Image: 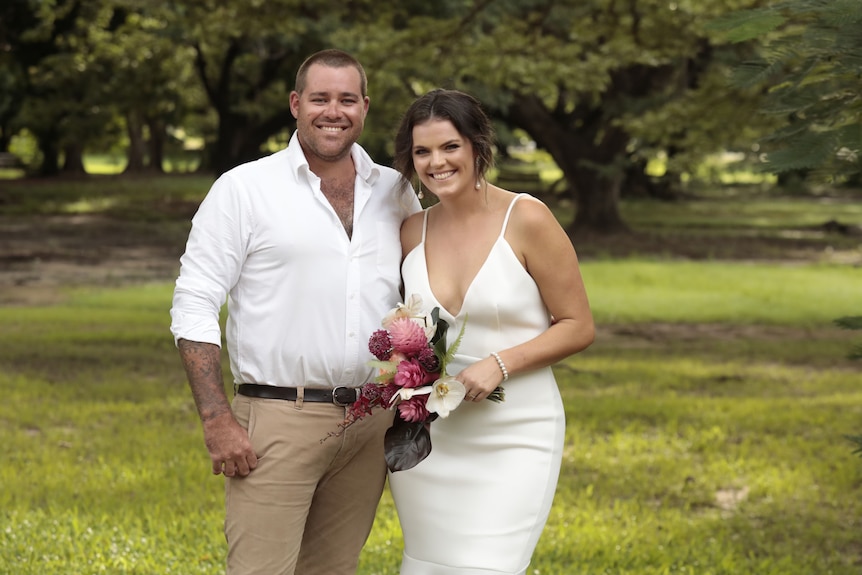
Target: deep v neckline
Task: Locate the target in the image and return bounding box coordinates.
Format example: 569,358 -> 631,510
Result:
419,195 -> 523,318
425,235 -> 502,318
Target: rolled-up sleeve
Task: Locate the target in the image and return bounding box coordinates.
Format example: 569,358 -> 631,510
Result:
170,174 -> 250,347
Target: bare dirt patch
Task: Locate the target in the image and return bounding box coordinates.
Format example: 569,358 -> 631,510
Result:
0,214 -> 187,306
1,211 -> 859,309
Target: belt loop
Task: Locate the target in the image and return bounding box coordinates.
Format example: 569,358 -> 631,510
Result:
294,386 -> 304,409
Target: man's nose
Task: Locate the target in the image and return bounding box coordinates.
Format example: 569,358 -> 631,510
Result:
323,100 -> 341,118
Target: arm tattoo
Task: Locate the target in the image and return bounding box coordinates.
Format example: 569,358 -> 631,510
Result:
177,339 -> 231,423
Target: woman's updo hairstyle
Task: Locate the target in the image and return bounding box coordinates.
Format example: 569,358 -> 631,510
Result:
393,89 -> 495,184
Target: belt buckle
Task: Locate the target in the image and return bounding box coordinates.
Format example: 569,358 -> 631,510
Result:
332,386 -> 356,407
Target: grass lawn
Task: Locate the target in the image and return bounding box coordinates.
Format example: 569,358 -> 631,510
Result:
0,174 -> 860,574
1,267 -> 859,574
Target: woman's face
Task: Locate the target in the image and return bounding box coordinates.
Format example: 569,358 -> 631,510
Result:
411,119 -> 477,199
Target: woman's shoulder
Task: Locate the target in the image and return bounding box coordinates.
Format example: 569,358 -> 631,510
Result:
503,192 -> 568,258
400,209 -> 426,256
508,193 -> 556,229
402,209 -> 425,232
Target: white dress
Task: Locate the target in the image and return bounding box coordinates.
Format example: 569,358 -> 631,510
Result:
389,194 -> 566,575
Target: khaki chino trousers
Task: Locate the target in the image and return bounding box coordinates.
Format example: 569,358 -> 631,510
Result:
225,392 -> 393,575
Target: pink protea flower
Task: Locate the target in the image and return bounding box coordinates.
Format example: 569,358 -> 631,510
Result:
398,396 -> 430,423
417,346 -> 440,373
388,317 -> 429,356
368,329 -> 392,360
394,358 -> 435,389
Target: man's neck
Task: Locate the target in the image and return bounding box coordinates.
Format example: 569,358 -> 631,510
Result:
303,147 -> 354,180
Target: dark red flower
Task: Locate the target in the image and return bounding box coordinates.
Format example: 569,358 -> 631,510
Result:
368,329 -> 393,360
417,346 -> 440,373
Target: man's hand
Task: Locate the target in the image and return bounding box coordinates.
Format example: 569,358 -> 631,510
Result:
177,338 -> 257,477
202,411 -> 258,477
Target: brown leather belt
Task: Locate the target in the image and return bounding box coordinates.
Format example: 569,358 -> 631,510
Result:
236,383 -> 359,406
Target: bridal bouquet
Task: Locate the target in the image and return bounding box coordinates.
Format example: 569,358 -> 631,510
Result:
327,294 -> 504,471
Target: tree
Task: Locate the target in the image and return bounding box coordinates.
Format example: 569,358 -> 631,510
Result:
149,0 -> 385,175
349,0 -> 774,234
0,0 -> 38,154
84,2 -> 198,174
0,0 -> 93,174
6,0 -> 153,176
712,0 -> 862,182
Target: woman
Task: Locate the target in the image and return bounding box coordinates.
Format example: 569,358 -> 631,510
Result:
388,89 -> 595,574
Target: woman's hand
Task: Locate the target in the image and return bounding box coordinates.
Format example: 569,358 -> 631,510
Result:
457,356 -> 505,402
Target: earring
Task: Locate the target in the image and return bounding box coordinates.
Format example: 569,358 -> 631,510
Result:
475,159 -> 481,189
417,182 -> 424,200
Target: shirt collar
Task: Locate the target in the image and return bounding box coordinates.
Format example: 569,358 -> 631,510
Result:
285,131 -> 380,186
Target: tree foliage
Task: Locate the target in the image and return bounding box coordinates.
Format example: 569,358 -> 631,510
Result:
712,0 -> 862,181
346,0 -> 776,234
3,0 -> 790,233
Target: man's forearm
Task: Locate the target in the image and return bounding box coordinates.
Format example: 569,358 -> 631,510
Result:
177,338 -> 232,423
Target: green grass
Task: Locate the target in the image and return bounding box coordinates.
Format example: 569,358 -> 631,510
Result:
1,173 -> 860,573
583,260 -> 860,326
1,258 -> 860,574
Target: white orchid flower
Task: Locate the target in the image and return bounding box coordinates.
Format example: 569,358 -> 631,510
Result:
389,385 -> 433,406
404,293 -> 438,340
425,376 -> 466,418
382,293 -> 424,328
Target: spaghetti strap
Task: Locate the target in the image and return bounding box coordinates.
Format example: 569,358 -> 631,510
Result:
500,193 -> 526,238
421,208 -> 430,243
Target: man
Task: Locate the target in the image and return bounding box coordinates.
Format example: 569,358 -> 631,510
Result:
170,49 -> 421,575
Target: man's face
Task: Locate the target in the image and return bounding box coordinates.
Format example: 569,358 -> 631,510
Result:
290,64 -> 369,165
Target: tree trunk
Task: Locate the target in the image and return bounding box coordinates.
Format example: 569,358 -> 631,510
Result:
208,112 -> 249,175
623,157 -> 681,200
61,142 -> 86,175
207,109 -> 295,176
566,162 -> 628,235
193,39 -> 299,175
146,116 -> 166,173
0,124 -> 10,152
505,94 -> 630,235
37,131 -> 61,177
124,111 -> 147,174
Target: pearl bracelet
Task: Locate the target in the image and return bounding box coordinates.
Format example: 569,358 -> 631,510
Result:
490,352 -> 509,382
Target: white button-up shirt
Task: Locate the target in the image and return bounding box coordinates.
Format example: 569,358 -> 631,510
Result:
170,132 -> 420,388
